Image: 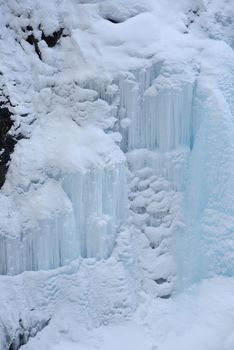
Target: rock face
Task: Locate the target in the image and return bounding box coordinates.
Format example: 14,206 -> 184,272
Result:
41,28 -> 64,47
25,25 -> 64,59
0,106 -> 15,188
0,80 -> 16,189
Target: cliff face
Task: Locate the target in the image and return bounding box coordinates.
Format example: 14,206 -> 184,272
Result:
0,94 -> 15,188
0,0 -> 234,349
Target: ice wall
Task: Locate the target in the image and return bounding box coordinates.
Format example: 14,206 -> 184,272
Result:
107,62 -> 197,297
175,42 -> 234,286
0,161 -> 127,275
63,164 -> 128,259
118,63 -> 195,153
127,148 -> 189,192
0,57 -> 197,281
0,212 -> 77,275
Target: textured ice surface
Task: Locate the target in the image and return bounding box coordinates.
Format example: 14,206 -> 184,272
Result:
0,109 -> 127,273
176,41 -> 234,285
10,277 -> 234,350
0,0 -> 234,348
0,240 -> 137,349
118,65 -> 196,152
0,162 -> 128,274
63,163 -> 128,259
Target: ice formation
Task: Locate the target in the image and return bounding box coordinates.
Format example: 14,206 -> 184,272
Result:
118,63 -> 195,152
0,162 -> 128,274
178,42 -> 234,284
63,164 -> 128,259
0,0 -> 234,348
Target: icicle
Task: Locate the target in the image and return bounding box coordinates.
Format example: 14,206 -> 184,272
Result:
63,162 -> 128,259
0,211 -> 77,275
118,63 -> 195,153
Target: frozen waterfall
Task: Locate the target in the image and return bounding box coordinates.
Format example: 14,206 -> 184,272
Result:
118,63 -> 195,153
62,164 -> 128,259
172,42 -> 234,287
114,63 -> 197,297
0,162 -> 128,275
1,0 -> 234,348
0,60 -> 197,278
1,53 -> 233,287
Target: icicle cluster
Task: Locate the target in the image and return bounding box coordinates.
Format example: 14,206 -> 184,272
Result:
63,164 -> 128,259
118,62 -> 195,153
0,58 -> 197,275
0,163 -> 127,275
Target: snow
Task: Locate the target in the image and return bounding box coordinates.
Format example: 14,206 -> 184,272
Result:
0,0 -> 234,348
0,0 -> 197,274
0,113 -> 128,273
19,277 -> 234,350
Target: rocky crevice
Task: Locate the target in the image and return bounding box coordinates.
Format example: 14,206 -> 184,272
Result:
24,24 -> 65,59
41,27 -> 64,47
7,317 -> 51,350
0,77 -> 17,188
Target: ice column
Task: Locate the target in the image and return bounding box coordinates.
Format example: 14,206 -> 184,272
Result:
0,161 -> 128,274
118,64 -> 194,154
0,211 -> 77,275
179,80 -> 234,284
63,162 -> 128,259
116,63 -> 196,296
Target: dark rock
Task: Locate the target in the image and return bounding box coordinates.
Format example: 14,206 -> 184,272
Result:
25,33 -> 41,60
41,28 -> 64,47
25,25 -> 64,58
159,294 -> 171,299
105,17 -> 120,24
0,105 -> 16,188
25,25 -> 33,32
154,278 -> 167,285
8,317 -> 51,350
